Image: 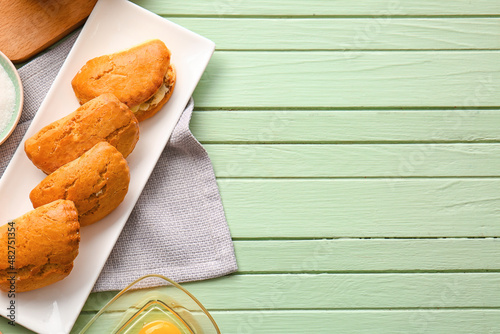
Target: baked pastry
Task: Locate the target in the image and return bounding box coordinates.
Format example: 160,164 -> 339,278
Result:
0,200 -> 80,292
25,93 -> 140,174
71,39 -> 176,122
30,142 -> 130,226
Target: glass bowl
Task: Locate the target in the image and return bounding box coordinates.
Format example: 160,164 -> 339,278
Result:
0,50 -> 23,146
78,275 -> 220,334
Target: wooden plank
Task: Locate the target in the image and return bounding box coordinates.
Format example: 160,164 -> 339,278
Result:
218,179 -> 500,238
0,322 -> 35,334
194,51 -> 500,108
191,110 -> 500,143
132,0 -> 500,16
211,310 -> 500,334
80,273 -> 500,311
4,309 -> 500,334
185,273 -> 500,309
233,239 -> 500,272
205,144 -> 500,177
169,18 -> 500,50
61,309 -> 500,334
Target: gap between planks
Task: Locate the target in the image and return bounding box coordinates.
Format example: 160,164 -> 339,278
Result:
193,106 -> 500,111
159,14 -> 500,19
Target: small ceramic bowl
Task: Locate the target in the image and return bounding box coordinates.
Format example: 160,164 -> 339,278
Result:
78,275 -> 221,334
0,50 -> 23,146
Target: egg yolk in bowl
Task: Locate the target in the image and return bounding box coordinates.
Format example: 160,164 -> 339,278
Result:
138,320 -> 182,334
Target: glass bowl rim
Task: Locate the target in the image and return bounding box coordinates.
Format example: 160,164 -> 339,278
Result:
79,274 -> 221,334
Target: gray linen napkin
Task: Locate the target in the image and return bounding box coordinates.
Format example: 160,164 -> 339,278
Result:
0,31 -> 238,292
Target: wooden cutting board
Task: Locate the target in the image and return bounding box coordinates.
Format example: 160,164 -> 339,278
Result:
0,0 -> 98,63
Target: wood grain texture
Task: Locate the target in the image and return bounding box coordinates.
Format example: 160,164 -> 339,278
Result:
4,307 -> 500,334
0,0 -> 97,62
80,273 -> 500,311
169,18 -> 500,50
192,109 -> 500,143
205,144 -> 500,177
4,1 -> 500,334
61,309 -> 500,334
169,273 -> 500,309
219,179 -> 500,238
234,239 -> 500,272
212,310 -> 500,333
132,0 -> 500,16
194,51 -> 500,108
191,110 -> 500,143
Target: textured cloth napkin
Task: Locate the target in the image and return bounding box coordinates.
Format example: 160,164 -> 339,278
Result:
0,31 -> 238,292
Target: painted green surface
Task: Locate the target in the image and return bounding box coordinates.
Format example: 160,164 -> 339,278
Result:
168,18 -> 500,50
191,110 -> 500,143
67,309 -> 500,334
71,270 -> 500,312
132,0 -> 500,16
2,0 -> 500,333
80,273 -> 500,310
193,51 -> 500,108
211,310 -> 500,333
233,239 -> 500,272
6,310 -> 500,334
218,179 -> 500,238
205,143 -> 500,177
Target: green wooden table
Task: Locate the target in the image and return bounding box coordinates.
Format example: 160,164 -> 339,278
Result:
2,1 -> 500,333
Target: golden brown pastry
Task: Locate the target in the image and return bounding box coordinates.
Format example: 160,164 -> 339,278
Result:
71,39 -> 176,122
0,200 -> 80,292
24,93 -> 140,174
30,142 -> 130,226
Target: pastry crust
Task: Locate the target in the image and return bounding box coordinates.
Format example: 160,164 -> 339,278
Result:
0,200 -> 80,292
30,142 -> 130,227
71,39 -> 175,121
25,93 -> 139,174
134,64 -> 176,122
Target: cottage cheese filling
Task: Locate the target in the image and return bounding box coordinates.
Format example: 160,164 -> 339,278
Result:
131,72 -> 172,113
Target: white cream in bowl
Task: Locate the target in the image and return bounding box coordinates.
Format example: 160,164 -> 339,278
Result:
0,64 -> 16,135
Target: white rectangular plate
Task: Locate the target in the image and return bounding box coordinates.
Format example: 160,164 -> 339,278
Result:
0,0 -> 215,333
